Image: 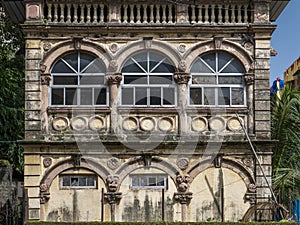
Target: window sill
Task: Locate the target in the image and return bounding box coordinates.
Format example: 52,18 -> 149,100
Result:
47,106 -> 110,114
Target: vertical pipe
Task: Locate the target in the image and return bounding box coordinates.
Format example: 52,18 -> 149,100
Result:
162,189 -> 165,221
221,186 -> 224,222
101,188 -> 104,222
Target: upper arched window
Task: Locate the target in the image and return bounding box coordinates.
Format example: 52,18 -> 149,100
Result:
189,51 -> 246,106
50,51 -> 107,106
121,51 -> 176,106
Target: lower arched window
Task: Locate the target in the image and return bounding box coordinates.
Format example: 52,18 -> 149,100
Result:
120,51 -> 176,106
50,51 -> 107,106
189,51 -> 246,106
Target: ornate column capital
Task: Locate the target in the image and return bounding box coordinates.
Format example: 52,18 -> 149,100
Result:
41,73 -> 51,86
174,192 -> 193,204
244,73 -> 255,86
174,72 -> 191,85
106,73 -> 122,85
104,192 -> 122,204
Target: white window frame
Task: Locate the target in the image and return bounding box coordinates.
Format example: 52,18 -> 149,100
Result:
120,51 -> 177,107
130,174 -> 168,189
50,51 -> 108,107
60,175 -> 97,189
189,52 -> 246,107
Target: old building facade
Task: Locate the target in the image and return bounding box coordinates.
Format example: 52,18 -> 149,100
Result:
19,0 -> 287,222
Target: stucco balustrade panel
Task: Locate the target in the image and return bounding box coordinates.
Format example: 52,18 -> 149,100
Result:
188,167 -> 249,222
44,173 -> 106,222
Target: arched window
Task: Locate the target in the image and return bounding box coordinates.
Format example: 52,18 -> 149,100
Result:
121,51 -> 176,106
189,51 -> 246,106
50,51 -> 107,106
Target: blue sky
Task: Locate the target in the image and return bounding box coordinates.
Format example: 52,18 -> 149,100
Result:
270,0 -> 300,83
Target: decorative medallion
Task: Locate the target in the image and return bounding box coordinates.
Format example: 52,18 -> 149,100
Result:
70,117 -> 87,131
158,117 -> 173,132
191,117 -> 208,132
43,157 -> 52,168
122,117 -> 138,131
107,157 -> 121,170
52,117 -> 69,131
108,60 -> 118,72
178,43 -> 186,53
40,183 -> 48,192
209,116 -> 226,132
109,43 -> 119,53
176,158 -> 189,170
243,157 -> 253,167
140,117 -> 156,132
43,41 -> 51,51
89,116 -> 105,131
227,117 -> 243,131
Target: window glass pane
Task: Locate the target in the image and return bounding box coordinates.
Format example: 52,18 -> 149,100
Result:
52,59 -> 74,73
192,75 -> 216,84
53,76 -> 78,85
122,88 -> 134,105
133,52 -> 147,72
80,53 -> 94,72
221,59 -> 244,73
149,75 -> 172,84
79,177 -> 87,186
152,62 -> 175,73
135,87 -> 147,105
52,88 -> 64,105
87,177 -> 95,186
71,177 -> 79,186
190,59 -> 212,73
218,52 -> 232,72
190,88 -> 202,105
204,87 -> 215,105
124,75 -> 147,84
149,52 -> 164,72
80,88 -> 92,105
62,177 -> 70,186
157,177 -> 165,186
232,88 -> 244,105
122,59 -> 144,73
80,76 -> 105,85
201,53 -> 216,72
219,76 -> 243,84
150,87 -> 161,105
132,177 -> 139,187
63,53 -> 78,72
218,87 -> 230,105
149,177 -> 157,186
83,58 -> 105,73
141,177 -> 148,186
66,88 -> 77,105
163,88 -> 175,105
94,88 -> 107,105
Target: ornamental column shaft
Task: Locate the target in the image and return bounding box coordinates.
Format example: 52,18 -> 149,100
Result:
174,72 -> 191,134
245,73 -> 254,134
106,73 -> 122,134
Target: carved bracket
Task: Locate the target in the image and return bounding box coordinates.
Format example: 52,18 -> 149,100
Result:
176,174 -> 191,192
106,175 -> 120,192
244,73 -> 255,86
244,183 -> 257,205
40,183 -> 50,204
41,73 -> 51,86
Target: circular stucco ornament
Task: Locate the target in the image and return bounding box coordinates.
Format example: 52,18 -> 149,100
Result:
107,157 -> 121,170
71,117 -> 87,131
191,117 -> 208,132
52,117 -> 69,131
89,116 -> 105,131
43,157 -> 52,168
176,158 -> 189,170
178,43 -> 186,53
209,116 -> 226,132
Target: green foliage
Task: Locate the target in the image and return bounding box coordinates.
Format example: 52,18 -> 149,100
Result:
271,85 -> 300,206
0,6 -> 25,171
